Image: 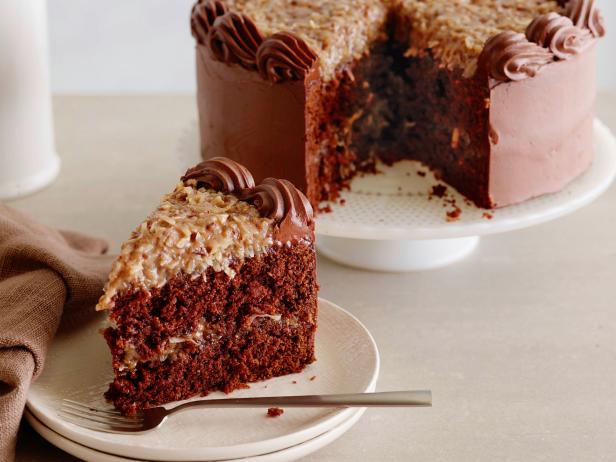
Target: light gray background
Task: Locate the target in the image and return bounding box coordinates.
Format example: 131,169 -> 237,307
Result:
47,0 -> 616,94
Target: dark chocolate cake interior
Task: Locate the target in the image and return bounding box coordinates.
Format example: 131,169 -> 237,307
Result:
104,243 -> 316,415
315,15 -> 492,207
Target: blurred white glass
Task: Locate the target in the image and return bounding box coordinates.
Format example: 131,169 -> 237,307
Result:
0,0 -> 60,200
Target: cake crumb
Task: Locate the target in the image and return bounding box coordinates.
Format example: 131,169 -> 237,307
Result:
446,207 -> 462,222
482,212 -> 493,220
310,376 -> 316,381
430,184 -> 448,198
267,407 -> 284,418
292,380 -> 297,384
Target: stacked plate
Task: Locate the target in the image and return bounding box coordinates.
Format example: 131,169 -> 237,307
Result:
26,299 -> 380,462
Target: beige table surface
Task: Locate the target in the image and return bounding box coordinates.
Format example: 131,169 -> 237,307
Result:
10,94 -> 616,462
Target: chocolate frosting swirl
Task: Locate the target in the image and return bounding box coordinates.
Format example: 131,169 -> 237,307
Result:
478,31 -> 554,82
564,0 -> 606,38
256,32 -> 318,83
209,12 -> 264,70
191,0 -> 228,45
526,12 -> 593,60
239,178 -> 314,241
182,157 -> 255,193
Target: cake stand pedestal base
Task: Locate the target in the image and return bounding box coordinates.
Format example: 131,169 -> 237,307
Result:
317,235 -> 479,272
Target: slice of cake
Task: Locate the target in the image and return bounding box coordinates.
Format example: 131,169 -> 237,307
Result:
191,0 -> 604,209
96,158 -> 317,415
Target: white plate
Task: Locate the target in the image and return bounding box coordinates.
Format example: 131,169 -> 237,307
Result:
316,119 -> 616,240
24,406 -> 366,462
27,298 -> 379,461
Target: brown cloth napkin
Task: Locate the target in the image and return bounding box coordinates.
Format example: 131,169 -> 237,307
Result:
0,202 -> 113,461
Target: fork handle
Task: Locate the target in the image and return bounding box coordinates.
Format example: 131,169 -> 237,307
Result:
169,391 -> 432,415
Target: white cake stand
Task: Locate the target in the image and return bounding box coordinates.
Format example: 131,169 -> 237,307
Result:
316,119 -> 616,272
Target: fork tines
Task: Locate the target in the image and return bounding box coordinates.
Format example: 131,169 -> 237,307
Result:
59,399 -> 144,433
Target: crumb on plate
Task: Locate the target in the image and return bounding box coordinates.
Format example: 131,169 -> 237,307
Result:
267,407 -> 284,418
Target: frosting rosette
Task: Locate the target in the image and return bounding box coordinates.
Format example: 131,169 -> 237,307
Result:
209,12 -> 264,70
526,12 -> 593,60
191,0 -> 228,44
479,31 -> 554,82
256,32 -> 318,83
564,0 -> 606,38
240,178 -> 313,222
182,157 -> 255,193
239,178 -> 314,241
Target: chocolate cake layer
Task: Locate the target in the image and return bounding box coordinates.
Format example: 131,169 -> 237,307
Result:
104,241 -> 317,416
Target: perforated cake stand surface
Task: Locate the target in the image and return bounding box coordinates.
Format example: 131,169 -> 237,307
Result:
315,119 -> 616,271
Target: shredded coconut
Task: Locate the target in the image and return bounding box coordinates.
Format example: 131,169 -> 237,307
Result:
96,181 -> 274,310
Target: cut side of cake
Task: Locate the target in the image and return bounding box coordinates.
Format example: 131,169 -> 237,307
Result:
191,0 -> 604,209
96,158 -> 317,416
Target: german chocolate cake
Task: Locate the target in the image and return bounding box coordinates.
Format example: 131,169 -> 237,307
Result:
96,158 -> 317,415
191,0 -> 604,209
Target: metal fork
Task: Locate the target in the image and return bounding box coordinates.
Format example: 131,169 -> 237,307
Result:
59,390 -> 432,433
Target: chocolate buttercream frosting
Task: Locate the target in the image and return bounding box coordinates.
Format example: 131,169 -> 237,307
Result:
256,32 -> 319,83
182,157 -> 255,192
240,178 -> 314,242
564,0 -> 605,38
191,0 -> 228,45
526,12 -> 592,60
209,12 -> 264,70
479,31 -> 554,82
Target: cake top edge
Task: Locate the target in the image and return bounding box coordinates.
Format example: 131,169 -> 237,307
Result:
191,0 -> 605,83
191,0 -> 386,81
191,1 -> 322,83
